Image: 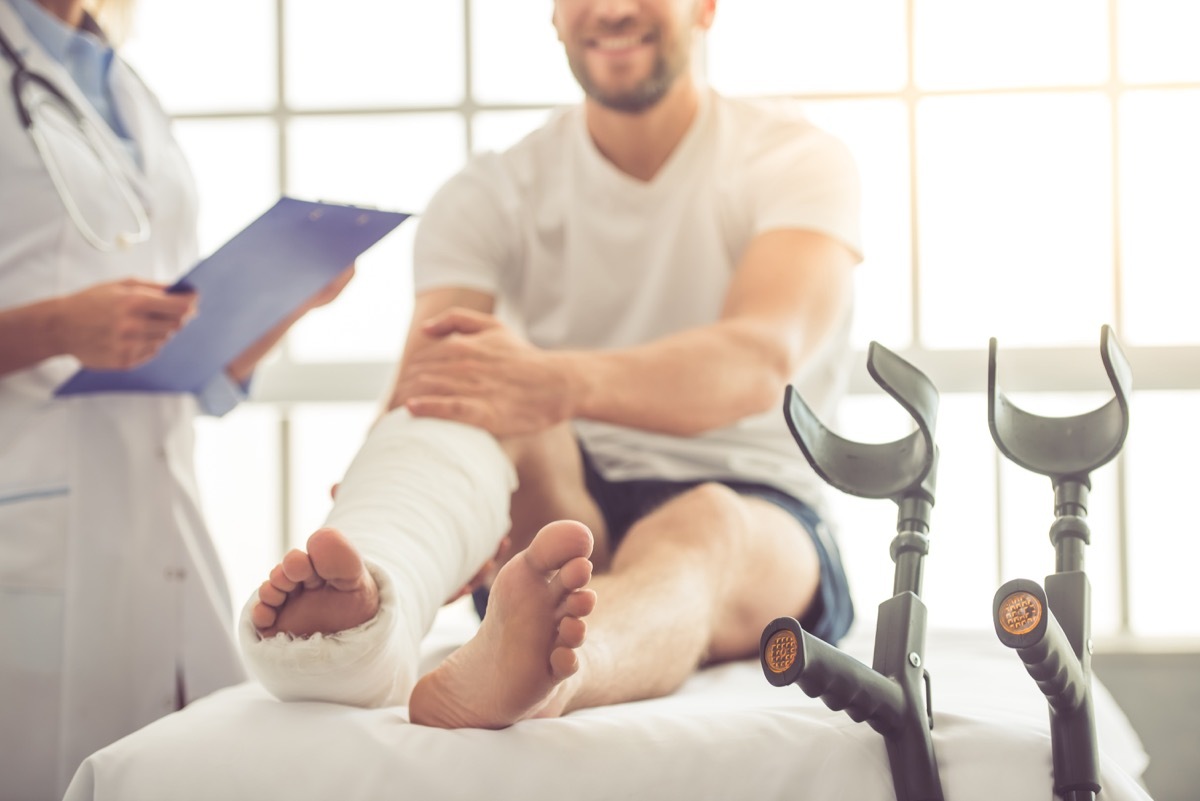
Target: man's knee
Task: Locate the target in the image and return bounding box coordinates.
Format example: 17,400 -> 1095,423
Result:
619,482 -> 754,563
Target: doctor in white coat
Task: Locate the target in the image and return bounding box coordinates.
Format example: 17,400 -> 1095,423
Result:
0,1 -> 351,797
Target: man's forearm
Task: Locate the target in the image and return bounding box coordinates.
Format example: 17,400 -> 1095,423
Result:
558,317 -> 802,437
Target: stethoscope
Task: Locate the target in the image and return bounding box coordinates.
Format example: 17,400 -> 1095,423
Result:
0,18 -> 150,251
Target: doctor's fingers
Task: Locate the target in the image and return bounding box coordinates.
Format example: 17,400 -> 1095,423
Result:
305,263 -> 356,309
72,338 -> 168,370
128,288 -> 198,323
66,280 -> 197,329
118,315 -> 190,340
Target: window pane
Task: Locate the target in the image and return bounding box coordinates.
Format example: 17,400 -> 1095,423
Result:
1119,90 -> 1200,346
914,0 -> 1108,90
917,93 -> 1114,348
471,2 -> 581,105
288,404 -> 379,549
285,115 -> 467,362
997,393 -> 1122,637
194,405 -> 282,621
285,0 -> 463,109
799,99 -> 913,350
825,393 -> 921,621
1126,391 -> 1200,637
171,119 -> 279,257
1119,0 -> 1200,83
918,394 -> 1000,629
824,393 -> 996,630
124,0 -> 276,114
707,0 -> 907,96
473,110 -> 557,155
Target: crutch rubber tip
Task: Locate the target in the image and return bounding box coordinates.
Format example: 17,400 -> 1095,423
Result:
993,578 -> 1048,648
760,617 -> 804,686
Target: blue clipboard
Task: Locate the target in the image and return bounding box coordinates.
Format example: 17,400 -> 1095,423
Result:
55,197 -> 410,396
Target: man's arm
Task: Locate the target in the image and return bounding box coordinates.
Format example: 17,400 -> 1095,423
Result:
569,228 -> 855,434
400,228 -> 856,437
386,285 -> 496,411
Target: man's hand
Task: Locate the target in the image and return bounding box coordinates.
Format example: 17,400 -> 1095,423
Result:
397,307 -> 577,437
53,278 -> 197,370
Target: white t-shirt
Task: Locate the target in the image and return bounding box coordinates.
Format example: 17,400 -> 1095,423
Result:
413,90 -> 862,509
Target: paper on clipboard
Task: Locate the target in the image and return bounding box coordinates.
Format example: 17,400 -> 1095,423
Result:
55,197 -> 410,397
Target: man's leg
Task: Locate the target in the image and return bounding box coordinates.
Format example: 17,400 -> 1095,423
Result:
501,424 -> 611,571
409,481 -> 821,726
242,408 -> 521,707
243,412 -> 604,709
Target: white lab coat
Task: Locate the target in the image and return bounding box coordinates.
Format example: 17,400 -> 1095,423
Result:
0,6 -> 245,799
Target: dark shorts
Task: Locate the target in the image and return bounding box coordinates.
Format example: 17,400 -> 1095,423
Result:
474,447 -> 855,647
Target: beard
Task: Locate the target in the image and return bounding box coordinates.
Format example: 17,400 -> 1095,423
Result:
564,30 -> 692,114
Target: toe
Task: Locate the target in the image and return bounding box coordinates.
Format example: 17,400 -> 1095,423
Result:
549,556 -> 592,595
557,588 -> 597,619
281,549 -> 316,584
549,646 -> 579,680
557,616 -> 587,649
307,528 -> 369,591
525,521 -> 593,575
268,564 -> 297,592
250,601 -> 278,631
258,580 -> 287,607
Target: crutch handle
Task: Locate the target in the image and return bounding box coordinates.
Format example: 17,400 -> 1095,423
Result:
994,579 -> 1087,712
761,617 -> 904,732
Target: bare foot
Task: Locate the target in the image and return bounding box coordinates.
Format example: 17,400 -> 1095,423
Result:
408,520 -> 596,728
251,528 -> 380,638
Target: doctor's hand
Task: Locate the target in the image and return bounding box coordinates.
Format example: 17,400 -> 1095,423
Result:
222,264 -> 356,385
397,308 -> 578,438
54,278 -> 197,370
301,263 -> 356,313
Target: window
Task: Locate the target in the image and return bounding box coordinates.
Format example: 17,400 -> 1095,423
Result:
124,0 -> 1200,642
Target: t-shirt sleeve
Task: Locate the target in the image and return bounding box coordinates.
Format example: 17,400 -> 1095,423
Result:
743,122 -> 863,261
412,153 -> 517,296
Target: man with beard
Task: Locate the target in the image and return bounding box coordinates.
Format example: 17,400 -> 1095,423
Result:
240,0 -> 863,728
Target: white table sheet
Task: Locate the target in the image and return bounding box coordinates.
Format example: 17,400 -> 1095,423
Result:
65,619 -> 1153,801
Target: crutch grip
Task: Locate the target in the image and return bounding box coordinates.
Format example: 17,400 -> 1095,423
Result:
994,579 -> 1086,713
761,617 -> 904,732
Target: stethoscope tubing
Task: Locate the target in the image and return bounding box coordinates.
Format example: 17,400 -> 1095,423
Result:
0,18 -> 150,251
0,19 -> 80,129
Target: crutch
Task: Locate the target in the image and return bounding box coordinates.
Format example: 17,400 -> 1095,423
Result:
760,342 -> 943,801
989,324 -> 1132,801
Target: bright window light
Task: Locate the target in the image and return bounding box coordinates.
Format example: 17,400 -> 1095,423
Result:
287,404 -> 379,549
799,98 -> 913,350
471,2 -> 581,105
914,0 -> 1108,90
193,405 -> 282,622
916,92 -> 1114,348
1119,90 -> 1200,345
1119,0 -> 1200,83
122,0 -> 276,113
284,0 -> 463,109
171,119 -> 279,258
707,0 -> 907,96
1126,392 -> 1200,636
473,109 -> 558,155
285,114 -> 466,362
